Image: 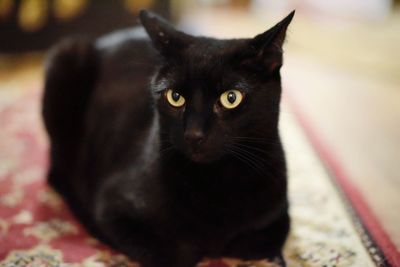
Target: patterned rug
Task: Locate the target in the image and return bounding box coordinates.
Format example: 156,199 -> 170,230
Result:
0,69 -> 399,266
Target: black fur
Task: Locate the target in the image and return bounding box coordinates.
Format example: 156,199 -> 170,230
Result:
42,10 -> 294,267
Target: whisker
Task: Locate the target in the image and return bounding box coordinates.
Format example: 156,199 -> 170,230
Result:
230,145 -> 267,169
228,145 -> 285,186
232,136 -> 297,151
233,142 -> 271,155
233,142 -> 285,160
232,136 -> 278,141
224,146 -> 266,177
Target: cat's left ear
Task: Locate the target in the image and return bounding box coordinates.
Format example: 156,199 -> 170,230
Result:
244,10 -> 295,74
139,10 -> 194,57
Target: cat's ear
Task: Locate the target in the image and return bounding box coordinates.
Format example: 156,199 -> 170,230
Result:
243,10 -> 295,74
139,10 -> 193,57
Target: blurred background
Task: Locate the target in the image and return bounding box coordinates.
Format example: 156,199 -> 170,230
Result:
0,0 -> 399,251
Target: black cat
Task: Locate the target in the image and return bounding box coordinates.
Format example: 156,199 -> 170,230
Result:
42,10 -> 294,267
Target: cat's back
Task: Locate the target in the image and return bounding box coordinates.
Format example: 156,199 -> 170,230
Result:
79,27 -> 160,177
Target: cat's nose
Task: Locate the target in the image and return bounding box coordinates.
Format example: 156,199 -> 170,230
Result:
184,129 -> 205,146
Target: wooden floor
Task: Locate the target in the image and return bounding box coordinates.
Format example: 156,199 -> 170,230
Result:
180,5 -> 400,249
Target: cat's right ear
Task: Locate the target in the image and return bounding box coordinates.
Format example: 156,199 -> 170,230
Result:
239,11 -> 295,75
139,10 -> 193,57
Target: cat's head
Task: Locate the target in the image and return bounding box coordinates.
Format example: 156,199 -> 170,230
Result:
140,10 -> 294,163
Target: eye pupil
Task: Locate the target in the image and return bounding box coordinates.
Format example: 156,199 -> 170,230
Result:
219,89 -> 243,109
227,92 -> 236,104
172,91 -> 180,101
166,89 -> 185,107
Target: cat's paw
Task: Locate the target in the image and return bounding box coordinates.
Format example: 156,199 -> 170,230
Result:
196,258 -> 283,267
234,259 -> 283,267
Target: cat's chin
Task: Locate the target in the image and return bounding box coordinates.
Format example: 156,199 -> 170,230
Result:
187,152 -> 219,164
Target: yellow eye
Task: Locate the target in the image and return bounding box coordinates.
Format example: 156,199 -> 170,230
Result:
220,89 -> 243,109
166,89 -> 185,107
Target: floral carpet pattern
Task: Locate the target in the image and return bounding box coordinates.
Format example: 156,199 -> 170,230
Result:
0,76 -> 390,266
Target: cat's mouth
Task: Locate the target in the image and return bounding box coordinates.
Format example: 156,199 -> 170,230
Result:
186,150 -> 219,164
181,139 -> 222,163
190,152 -> 209,163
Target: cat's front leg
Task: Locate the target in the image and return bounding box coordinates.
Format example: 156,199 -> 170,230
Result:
221,212 -> 290,267
174,240 -> 205,267
233,258 -> 285,267
95,210 -> 203,267
95,214 -> 176,267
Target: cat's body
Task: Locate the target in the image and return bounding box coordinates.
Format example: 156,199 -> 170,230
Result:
42,11 -> 294,267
